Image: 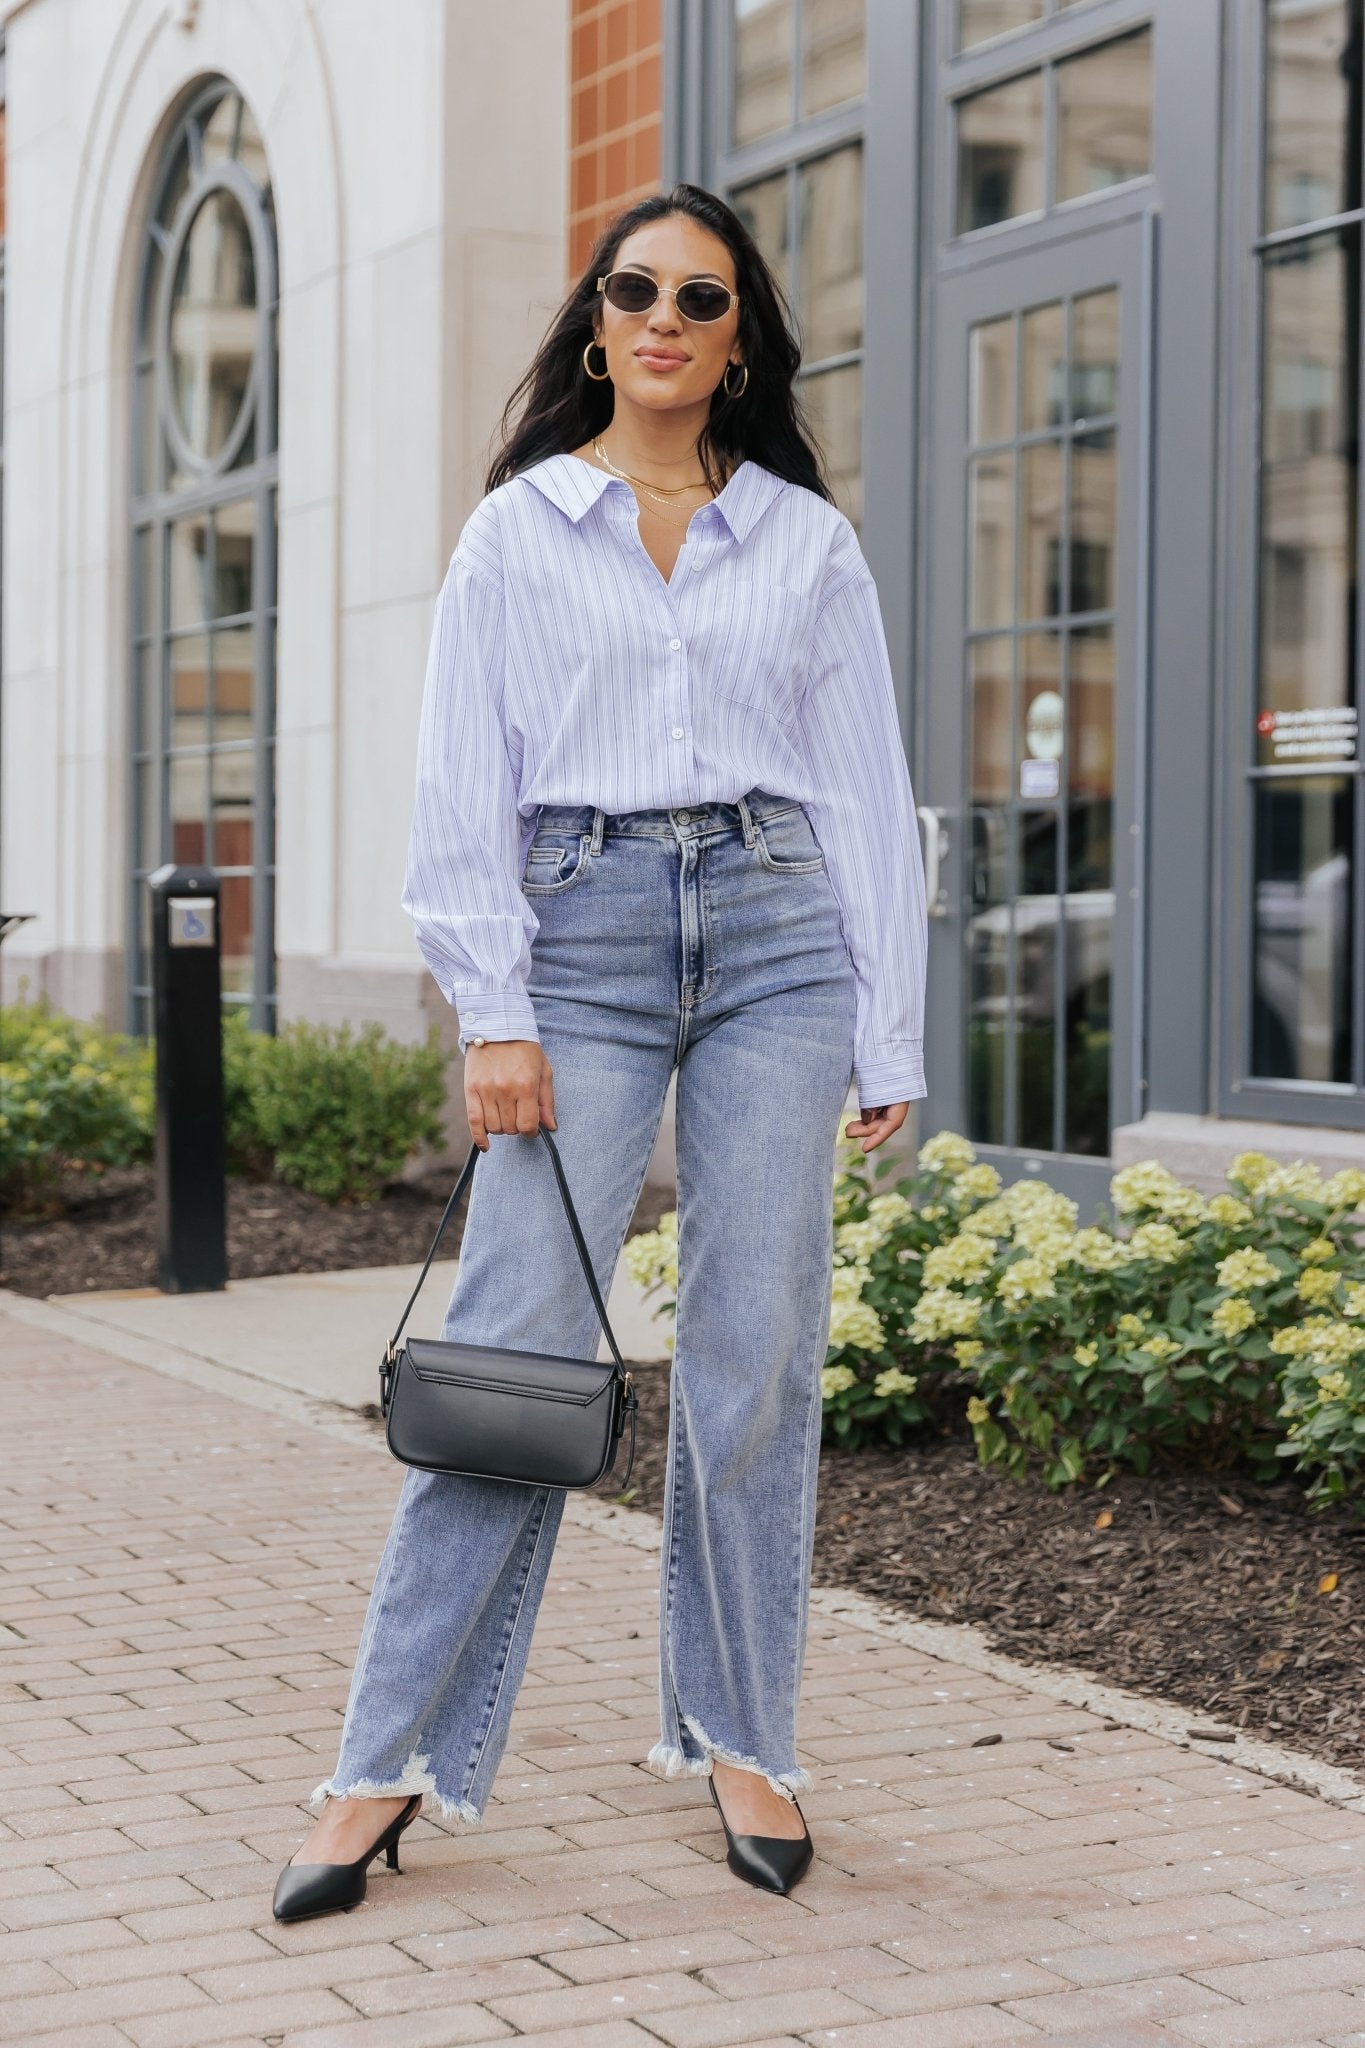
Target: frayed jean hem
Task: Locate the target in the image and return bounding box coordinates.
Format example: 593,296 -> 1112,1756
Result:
645,1716 -> 813,1804
310,1754 -> 481,1827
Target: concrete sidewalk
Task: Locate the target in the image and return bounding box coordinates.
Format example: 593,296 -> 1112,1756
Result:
5,1304 -> 1365,2048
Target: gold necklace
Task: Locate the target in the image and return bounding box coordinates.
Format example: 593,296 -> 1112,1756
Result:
592,435 -> 715,509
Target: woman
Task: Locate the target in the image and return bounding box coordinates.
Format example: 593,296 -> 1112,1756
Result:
273,182 -> 927,1922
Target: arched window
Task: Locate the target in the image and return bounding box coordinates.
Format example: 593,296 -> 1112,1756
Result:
129,78 -> 278,1030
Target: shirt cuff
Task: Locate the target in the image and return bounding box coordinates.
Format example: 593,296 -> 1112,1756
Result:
454,990 -> 540,1051
853,1042 -> 926,1108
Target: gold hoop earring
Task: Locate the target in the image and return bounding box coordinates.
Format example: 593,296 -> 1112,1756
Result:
582,339 -> 611,382
722,360 -> 749,399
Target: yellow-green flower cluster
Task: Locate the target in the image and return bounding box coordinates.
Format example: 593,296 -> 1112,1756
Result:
922,1232 -> 997,1287
1110,1159 -> 1205,1226
1127,1222 -> 1186,1265
917,1130 -> 977,1177
622,1211 -> 678,1295
950,1163 -> 1002,1205
1206,1193 -> 1253,1228
1211,1295 -> 1256,1341
1215,1247 -> 1280,1292
873,1366 -> 918,1399
1298,1267 -> 1341,1309
1323,1169 -> 1365,1212
1270,1316 -> 1365,1366
821,1364 -> 857,1398
909,1286 -> 982,1343
829,1263 -> 886,1351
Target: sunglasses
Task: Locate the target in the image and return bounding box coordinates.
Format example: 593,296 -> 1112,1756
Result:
597,269 -> 739,323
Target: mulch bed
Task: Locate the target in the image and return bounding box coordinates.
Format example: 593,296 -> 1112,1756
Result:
619,1357 -> 1365,1779
0,1166 -> 677,1297
5,1169 -> 1363,1779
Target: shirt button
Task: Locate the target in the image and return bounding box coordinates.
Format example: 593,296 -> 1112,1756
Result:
670,727 -> 684,740
669,637 -> 682,650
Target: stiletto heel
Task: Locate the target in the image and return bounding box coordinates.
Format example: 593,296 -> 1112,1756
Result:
272,1794 -> 421,1923
708,1773 -> 814,1896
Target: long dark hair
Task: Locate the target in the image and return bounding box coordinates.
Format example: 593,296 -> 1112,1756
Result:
484,183 -> 835,504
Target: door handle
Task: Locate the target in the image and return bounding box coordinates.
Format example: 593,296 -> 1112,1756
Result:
918,807 -> 949,918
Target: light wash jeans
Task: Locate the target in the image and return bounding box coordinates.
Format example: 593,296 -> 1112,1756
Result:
314,788 -> 857,1821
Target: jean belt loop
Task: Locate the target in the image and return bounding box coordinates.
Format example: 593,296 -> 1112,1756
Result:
735,792 -> 757,849
589,806 -> 606,855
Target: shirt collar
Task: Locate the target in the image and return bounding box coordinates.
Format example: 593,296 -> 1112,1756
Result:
519,451 -> 785,544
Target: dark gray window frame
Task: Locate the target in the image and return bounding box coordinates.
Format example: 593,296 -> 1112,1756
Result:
127,76 -> 279,1035
1215,1 -> 1365,1131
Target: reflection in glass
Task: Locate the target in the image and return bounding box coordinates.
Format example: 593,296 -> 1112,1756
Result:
169,753 -> 209,866
135,525 -> 156,638
1258,233 -> 1357,765
800,364 -> 862,530
1019,631 -> 1063,792
211,755 -> 255,871
1055,29 -> 1154,203
798,146 -> 864,361
959,0 -> 1045,51
1017,809 -> 1058,1151
971,317 -> 1015,445
971,637 -> 1013,803
968,805 -> 1010,1146
1072,290 -> 1120,420
732,173 -> 790,305
1065,906 -> 1112,1154
1265,0 -> 1362,233
1020,440 -> 1063,620
219,875 -> 255,997
1022,301 -> 1065,430
135,760 -> 160,873
215,499 -> 255,618
1069,625 -> 1115,886
170,634 -> 210,739
169,513 -> 212,630
957,71 -> 1044,233
170,187 -> 258,462
212,628 -> 254,745
1253,779 -> 1352,1083
733,0 -> 794,147
801,0 -> 866,118
1071,432 -> 1117,614
969,452 -> 1015,631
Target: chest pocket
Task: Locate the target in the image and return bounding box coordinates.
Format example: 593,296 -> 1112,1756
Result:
698,581 -> 817,731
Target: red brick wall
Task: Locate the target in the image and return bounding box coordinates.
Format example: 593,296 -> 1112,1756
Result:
569,0 -> 664,278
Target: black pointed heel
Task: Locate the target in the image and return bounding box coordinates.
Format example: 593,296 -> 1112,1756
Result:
708,1773 -> 814,1895
272,1794 -> 422,1923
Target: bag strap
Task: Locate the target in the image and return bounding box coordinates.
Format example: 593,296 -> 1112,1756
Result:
384,1126 -> 630,1383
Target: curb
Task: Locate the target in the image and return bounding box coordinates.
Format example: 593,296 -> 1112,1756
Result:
8,1284 -> 1364,1817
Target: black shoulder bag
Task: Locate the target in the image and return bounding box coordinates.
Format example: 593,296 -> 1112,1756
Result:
378,1126 -> 638,1491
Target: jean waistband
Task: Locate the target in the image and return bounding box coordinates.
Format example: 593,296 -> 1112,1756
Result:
529,786 -> 803,848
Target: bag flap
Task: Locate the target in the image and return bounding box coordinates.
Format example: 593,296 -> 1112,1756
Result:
402,1337 -> 617,1406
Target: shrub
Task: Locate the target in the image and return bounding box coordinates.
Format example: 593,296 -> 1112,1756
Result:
238,1018 -> 448,1204
626,1125 -> 1365,1509
0,1000 -> 154,1209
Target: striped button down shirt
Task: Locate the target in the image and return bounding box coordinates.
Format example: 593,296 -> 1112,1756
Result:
402,451 -> 928,1106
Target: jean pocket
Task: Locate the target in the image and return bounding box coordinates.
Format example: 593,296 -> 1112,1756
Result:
753,807 -> 826,875
521,831 -> 594,895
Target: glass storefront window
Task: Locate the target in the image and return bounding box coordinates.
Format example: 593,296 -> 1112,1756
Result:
1055,29 -> 1154,203
1251,5 -> 1365,1093
732,0 -> 864,145
130,80 -> 277,1032
966,289 -> 1121,1155
958,0 -> 1096,54
955,28 -> 1153,234
1264,0 -> 1362,234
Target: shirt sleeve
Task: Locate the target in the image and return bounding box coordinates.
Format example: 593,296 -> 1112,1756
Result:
400,537 -> 541,1050
793,518 -> 929,1107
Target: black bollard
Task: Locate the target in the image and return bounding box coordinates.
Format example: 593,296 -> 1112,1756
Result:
147,865 -> 227,1293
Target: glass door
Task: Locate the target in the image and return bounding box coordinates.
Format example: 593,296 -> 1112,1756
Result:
920,220 -> 1148,1200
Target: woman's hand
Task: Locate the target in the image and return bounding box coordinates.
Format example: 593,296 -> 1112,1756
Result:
844,1101 -> 910,1154
463,1040 -> 556,1151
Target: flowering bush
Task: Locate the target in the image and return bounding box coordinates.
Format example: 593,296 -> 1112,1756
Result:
0,1001 -> 154,1209
624,1125 -> 1365,1508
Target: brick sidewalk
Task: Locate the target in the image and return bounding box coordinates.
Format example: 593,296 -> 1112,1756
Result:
5,1309 -> 1365,2048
